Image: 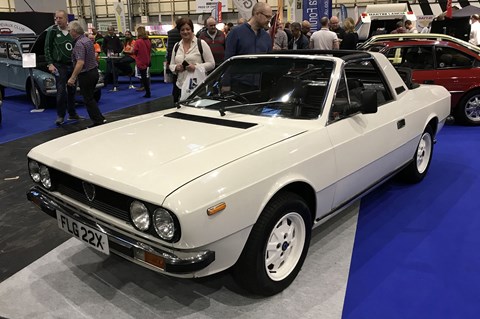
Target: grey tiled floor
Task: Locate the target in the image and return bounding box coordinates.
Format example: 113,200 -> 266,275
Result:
0,202 -> 359,319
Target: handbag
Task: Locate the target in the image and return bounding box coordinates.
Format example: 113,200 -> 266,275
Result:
180,66 -> 206,101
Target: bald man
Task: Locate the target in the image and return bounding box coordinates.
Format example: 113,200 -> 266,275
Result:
329,16 -> 345,40
301,20 -> 312,39
198,17 -> 226,69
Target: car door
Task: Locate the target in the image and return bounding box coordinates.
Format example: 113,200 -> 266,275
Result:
433,45 -> 478,106
386,45 -> 437,85
325,61 -> 408,209
0,41 -> 9,87
6,41 -> 27,90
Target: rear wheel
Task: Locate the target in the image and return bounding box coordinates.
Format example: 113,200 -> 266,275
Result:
456,90 -> 480,125
232,192 -> 312,296
400,125 -> 434,183
27,82 -> 47,109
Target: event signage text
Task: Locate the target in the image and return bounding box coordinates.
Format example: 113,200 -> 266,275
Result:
196,0 -> 228,14
303,0 -> 332,32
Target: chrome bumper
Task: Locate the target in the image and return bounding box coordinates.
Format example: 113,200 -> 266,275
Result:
27,186 -> 215,276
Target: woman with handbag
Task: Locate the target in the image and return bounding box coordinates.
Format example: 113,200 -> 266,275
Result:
169,18 -> 215,103
133,26 -> 152,98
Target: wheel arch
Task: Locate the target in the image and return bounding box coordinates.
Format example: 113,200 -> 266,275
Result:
266,181 -> 317,226
426,116 -> 438,138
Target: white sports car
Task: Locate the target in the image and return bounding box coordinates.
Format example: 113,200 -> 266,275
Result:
27,51 -> 450,296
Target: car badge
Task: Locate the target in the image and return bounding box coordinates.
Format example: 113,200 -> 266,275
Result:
82,181 -> 96,202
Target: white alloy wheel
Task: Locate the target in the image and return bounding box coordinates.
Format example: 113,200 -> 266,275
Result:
416,130 -> 432,174
265,212 -> 306,281
233,192 -> 312,296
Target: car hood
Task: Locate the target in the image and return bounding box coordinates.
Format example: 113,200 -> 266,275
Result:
29,108 -> 307,204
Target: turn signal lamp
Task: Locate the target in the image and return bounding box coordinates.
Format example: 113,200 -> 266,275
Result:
207,202 -> 226,216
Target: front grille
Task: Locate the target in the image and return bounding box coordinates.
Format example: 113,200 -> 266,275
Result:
52,168 -> 133,225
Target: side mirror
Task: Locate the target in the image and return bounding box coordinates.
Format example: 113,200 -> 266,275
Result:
360,89 -> 378,114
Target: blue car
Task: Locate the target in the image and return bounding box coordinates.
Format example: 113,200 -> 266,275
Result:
0,30 -> 103,109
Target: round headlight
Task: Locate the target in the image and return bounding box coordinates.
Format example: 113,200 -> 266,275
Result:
153,208 -> 175,241
130,201 -> 150,231
39,165 -> 52,189
29,160 -> 41,183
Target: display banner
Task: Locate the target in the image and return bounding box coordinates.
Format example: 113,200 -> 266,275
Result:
113,0 -> 127,33
278,0 -> 284,22
286,0 -> 296,23
303,0 -> 332,31
196,0 -> 228,14
340,4 -> 348,21
232,0 -> 257,20
211,2 -> 223,22
446,0 -> 453,18
354,5 -> 359,24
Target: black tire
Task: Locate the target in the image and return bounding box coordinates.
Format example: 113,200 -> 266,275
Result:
232,192 -> 312,296
455,90 -> 480,125
27,82 -> 47,109
94,89 -> 101,102
400,125 -> 434,183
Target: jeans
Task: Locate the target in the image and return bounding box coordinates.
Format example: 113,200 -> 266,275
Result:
54,63 -> 76,117
78,68 -> 104,124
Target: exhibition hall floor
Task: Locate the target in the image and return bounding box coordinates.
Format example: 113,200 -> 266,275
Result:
1,82 -> 479,318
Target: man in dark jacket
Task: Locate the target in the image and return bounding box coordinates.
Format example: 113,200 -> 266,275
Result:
166,26 -> 181,95
101,26 -> 123,88
45,9 -> 82,125
288,22 -> 309,50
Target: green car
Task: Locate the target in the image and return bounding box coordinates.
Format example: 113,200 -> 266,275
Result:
97,35 -> 167,75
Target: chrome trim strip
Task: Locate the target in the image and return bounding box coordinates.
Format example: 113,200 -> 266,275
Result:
27,186 -> 215,275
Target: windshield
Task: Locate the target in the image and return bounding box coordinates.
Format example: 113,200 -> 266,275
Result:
182,57 -> 335,119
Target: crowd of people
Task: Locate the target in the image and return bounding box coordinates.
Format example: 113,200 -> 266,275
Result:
48,3 -> 451,127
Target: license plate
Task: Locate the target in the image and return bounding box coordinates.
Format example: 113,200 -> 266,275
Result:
56,210 -> 110,255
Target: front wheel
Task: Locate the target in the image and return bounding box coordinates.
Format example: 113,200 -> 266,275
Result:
232,192 -> 312,296
27,82 -> 47,109
400,125 -> 434,183
456,90 -> 480,125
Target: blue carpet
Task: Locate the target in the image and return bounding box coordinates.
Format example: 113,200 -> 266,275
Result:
343,124 -> 480,319
0,76 -> 172,144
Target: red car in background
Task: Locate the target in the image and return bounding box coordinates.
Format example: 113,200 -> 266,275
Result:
359,33 -> 480,125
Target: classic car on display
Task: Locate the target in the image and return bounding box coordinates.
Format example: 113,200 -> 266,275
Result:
27,51 -> 450,296
359,33 -> 480,125
0,31 -> 104,109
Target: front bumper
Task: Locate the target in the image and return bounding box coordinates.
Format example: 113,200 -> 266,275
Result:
27,186 -> 215,276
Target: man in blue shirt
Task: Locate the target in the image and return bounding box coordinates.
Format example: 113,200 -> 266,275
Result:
225,2 -> 272,59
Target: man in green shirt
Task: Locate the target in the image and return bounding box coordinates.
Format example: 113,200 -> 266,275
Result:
45,10 -> 83,125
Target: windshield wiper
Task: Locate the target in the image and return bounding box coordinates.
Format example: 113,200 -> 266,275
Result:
175,97 -> 201,108
218,103 -> 254,116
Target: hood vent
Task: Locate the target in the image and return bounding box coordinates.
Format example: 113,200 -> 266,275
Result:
165,112 -> 257,129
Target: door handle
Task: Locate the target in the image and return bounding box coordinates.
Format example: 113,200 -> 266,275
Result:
397,119 -> 406,129
424,80 -> 434,84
